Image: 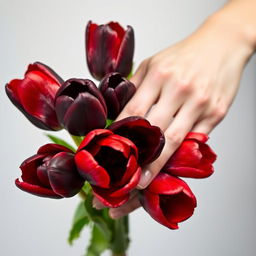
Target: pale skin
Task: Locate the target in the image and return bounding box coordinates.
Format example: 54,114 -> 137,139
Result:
93,0 -> 256,217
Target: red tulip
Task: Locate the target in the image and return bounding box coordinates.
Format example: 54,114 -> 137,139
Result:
99,72 -> 136,119
163,132 -> 217,178
75,129 -> 141,207
16,144 -> 84,198
5,62 -> 63,130
55,78 -> 107,136
109,117 -> 165,166
86,21 -> 134,80
140,172 -> 197,229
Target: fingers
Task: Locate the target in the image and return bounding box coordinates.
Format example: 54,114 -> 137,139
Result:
129,59 -> 149,86
116,63 -> 164,121
109,192 -> 141,219
92,196 -> 106,209
137,98 -> 204,189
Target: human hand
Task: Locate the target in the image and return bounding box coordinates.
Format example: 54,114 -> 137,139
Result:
93,10 -> 255,218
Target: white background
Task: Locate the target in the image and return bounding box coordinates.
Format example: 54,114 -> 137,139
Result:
0,0 -> 256,255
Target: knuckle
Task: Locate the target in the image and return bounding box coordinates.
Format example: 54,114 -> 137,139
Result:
176,80 -> 191,95
125,103 -> 145,117
165,130 -> 184,148
194,92 -> 210,107
209,104 -> 227,123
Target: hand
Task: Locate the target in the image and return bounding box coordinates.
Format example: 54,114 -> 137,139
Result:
94,10 -> 255,218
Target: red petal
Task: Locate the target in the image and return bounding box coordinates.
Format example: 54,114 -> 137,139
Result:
92,186 -> 129,208
15,178 -> 61,199
185,132 -> 208,142
75,150 -> 110,188
97,135 -> 131,158
78,129 -> 112,151
110,166 -> 141,197
38,143 -> 72,154
165,166 -> 214,178
140,190 -> 178,229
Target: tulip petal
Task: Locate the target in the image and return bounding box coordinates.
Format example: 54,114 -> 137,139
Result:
63,92 -> 107,136
15,178 -> 61,199
75,150 -> 110,188
102,87 -> 120,119
55,95 -> 74,126
115,25 -> 134,77
78,129 -> 113,151
92,186 -> 129,208
165,166 -> 214,178
147,173 -> 187,195
140,190 -> 178,229
185,132 -> 208,142
38,143 -> 73,155
20,154 -> 45,186
110,166 -> 141,198
47,152 -> 84,197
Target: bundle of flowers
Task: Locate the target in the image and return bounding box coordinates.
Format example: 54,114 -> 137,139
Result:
5,21 -> 216,256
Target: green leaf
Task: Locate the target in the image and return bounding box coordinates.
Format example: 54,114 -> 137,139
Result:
127,62 -> 135,80
68,201 -> 90,245
71,135 -> 84,147
105,119 -> 114,128
45,134 -> 76,152
86,224 -> 109,256
84,193 -> 113,242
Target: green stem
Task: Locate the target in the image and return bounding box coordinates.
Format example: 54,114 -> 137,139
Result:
110,216 -> 129,255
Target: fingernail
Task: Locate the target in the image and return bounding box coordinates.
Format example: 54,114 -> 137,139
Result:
93,200 -> 103,210
137,170 -> 152,189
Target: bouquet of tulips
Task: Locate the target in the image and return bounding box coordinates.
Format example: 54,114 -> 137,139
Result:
5,21 -> 216,256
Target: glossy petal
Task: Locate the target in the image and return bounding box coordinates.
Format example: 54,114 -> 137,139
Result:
140,190 -> 178,229
38,143 -> 72,155
115,25 -> 135,77
78,129 -> 113,151
185,132 -> 208,142
47,152 -> 84,197
109,116 -> 164,165
92,186 -> 130,208
15,178 -> 61,199
75,150 -> 110,188
5,62 -> 62,130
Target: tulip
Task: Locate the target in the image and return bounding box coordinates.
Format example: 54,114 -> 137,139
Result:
86,21 -> 134,80
99,72 -> 136,119
5,62 -> 63,130
163,132 -> 217,178
75,129 -> 141,207
15,144 -> 84,198
55,78 -> 107,136
140,172 -> 197,229
109,116 -> 165,166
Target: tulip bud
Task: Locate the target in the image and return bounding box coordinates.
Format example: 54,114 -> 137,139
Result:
86,21 -> 134,80
99,72 -> 136,119
55,78 -> 107,136
109,116 -> 165,166
163,132 -> 217,178
5,62 -> 63,130
15,144 -> 84,198
75,129 -> 141,207
140,172 -> 197,229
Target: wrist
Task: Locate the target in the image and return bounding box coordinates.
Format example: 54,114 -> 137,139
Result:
209,2 -> 256,54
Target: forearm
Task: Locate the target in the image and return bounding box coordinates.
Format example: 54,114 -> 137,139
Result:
214,0 -> 256,51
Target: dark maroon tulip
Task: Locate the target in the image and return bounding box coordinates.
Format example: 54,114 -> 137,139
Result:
5,62 -> 63,130
99,72 -> 136,119
109,116 -> 165,166
55,78 -> 107,136
163,132 -> 217,178
86,21 -> 134,80
75,129 -> 141,207
15,144 -> 84,198
140,172 -> 197,229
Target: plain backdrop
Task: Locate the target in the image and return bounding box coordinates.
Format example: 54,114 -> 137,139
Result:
0,0 -> 256,255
